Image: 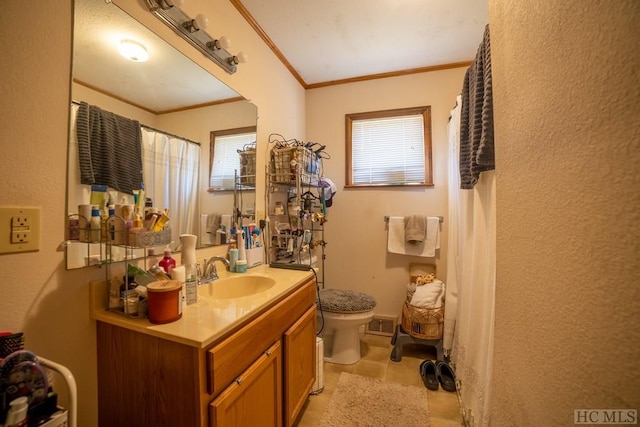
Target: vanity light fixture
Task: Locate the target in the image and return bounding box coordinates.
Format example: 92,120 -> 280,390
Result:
146,0 -> 247,74
118,39 -> 149,62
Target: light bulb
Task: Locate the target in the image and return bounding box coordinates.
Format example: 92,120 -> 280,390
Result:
208,36 -> 231,51
194,14 -> 208,31
217,36 -> 231,50
118,40 -> 149,62
234,52 -> 248,64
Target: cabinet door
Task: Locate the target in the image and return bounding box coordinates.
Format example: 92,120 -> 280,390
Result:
284,306 -> 317,427
210,341 -> 282,427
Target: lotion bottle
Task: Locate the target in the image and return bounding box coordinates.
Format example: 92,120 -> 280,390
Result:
229,245 -> 238,272
90,206 -> 102,243
237,230 -> 247,262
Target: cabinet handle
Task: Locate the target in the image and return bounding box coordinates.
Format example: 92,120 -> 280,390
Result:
235,377 -> 243,385
265,350 -> 271,356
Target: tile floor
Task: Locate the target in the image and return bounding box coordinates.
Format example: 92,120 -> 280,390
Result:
294,333 -> 464,426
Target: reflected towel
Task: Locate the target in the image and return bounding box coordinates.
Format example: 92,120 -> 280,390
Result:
387,216 -> 440,257
404,215 -> 426,243
76,101 -> 143,194
206,213 -> 221,234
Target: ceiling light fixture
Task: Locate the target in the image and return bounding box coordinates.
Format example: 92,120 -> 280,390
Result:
118,40 -> 149,62
146,0 -> 247,74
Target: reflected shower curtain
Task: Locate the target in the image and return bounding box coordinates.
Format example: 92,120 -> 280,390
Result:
447,97 -> 496,426
141,128 -> 200,248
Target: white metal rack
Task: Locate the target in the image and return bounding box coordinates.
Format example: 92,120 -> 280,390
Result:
37,357 -> 77,427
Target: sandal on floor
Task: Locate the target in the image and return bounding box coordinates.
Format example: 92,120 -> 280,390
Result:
436,361 -> 456,392
419,360 -> 439,391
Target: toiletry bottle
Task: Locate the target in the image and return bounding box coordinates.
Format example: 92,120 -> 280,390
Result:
184,263 -> 198,305
159,247 -> 176,274
5,396 -> 28,427
133,214 -> 143,229
235,259 -> 248,273
100,208 -> 109,241
152,210 -> 170,232
237,230 -> 247,262
90,206 -> 102,243
107,205 -> 116,241
229,245 -> 238,272
149,265 -> 171,280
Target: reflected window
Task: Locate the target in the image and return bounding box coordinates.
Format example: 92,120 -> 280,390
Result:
209,126 -> 257,191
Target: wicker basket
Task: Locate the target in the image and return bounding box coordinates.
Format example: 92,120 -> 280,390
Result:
401,301 -> 444,340
401,262 -> 443,340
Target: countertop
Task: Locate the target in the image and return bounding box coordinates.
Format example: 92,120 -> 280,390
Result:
90,264 -> 315,348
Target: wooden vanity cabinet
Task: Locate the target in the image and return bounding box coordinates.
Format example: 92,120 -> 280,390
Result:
210,341 -> 282,426
96,277 -> 316,427
284,306 -> 317,427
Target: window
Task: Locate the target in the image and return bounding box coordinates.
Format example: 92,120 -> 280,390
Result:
209,126 -> 257,190
346,106 -> 432,187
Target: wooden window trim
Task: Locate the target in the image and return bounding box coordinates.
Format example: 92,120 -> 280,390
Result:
208,126 -> 257,192
345,106 -> 432,188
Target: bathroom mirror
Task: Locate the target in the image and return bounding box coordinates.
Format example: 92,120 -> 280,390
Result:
66,0 -> 257,269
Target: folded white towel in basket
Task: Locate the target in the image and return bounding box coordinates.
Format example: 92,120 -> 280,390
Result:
410,280 -> 445,309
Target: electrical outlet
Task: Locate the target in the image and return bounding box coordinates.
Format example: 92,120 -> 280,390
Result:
0,207 -> 41,254
11,230 -> 30,243
11,215 -> 31,228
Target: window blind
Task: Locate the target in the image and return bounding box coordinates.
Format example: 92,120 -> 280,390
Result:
351,114 -> 425,185
209,132 -> 256,189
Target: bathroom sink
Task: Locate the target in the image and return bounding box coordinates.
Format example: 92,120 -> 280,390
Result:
198,275 -> 276,299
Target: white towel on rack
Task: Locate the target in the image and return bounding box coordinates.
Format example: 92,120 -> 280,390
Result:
387,216 -> 440,257
424,216 -> 441,257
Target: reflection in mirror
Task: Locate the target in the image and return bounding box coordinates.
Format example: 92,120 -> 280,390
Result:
66,0 -> 257,269
207,126 -> 257,245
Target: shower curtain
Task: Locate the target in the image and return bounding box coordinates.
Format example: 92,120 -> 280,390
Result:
141,128 -> 200,248
447,97 -> 496,426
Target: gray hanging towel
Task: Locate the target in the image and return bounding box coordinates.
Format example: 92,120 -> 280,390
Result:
460,24 -> 494,190
76,101 -> 143,194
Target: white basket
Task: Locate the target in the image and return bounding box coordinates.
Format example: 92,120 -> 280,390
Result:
38,357 -> 76,427
42,409 -> 69,427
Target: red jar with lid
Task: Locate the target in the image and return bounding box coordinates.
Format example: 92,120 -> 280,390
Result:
146,280 -> 183,324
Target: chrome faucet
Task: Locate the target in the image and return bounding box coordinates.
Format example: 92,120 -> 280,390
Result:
200,256 -> 230,283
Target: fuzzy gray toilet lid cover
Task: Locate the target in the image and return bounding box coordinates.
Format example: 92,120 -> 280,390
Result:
318,289 -> 377,313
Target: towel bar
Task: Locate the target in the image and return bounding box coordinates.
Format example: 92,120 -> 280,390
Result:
384,216 -> 443,223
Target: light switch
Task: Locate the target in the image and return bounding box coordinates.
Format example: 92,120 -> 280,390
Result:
0,207 -> 41,254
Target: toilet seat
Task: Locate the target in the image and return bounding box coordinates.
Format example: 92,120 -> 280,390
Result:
318,289 -> 376,313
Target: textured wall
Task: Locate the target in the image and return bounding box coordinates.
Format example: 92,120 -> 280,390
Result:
489,0 -> 640,424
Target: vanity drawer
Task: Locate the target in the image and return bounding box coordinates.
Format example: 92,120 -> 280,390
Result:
207,279 -> 315,396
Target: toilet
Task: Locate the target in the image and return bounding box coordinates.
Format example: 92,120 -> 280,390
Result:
317,289 -> 376,364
